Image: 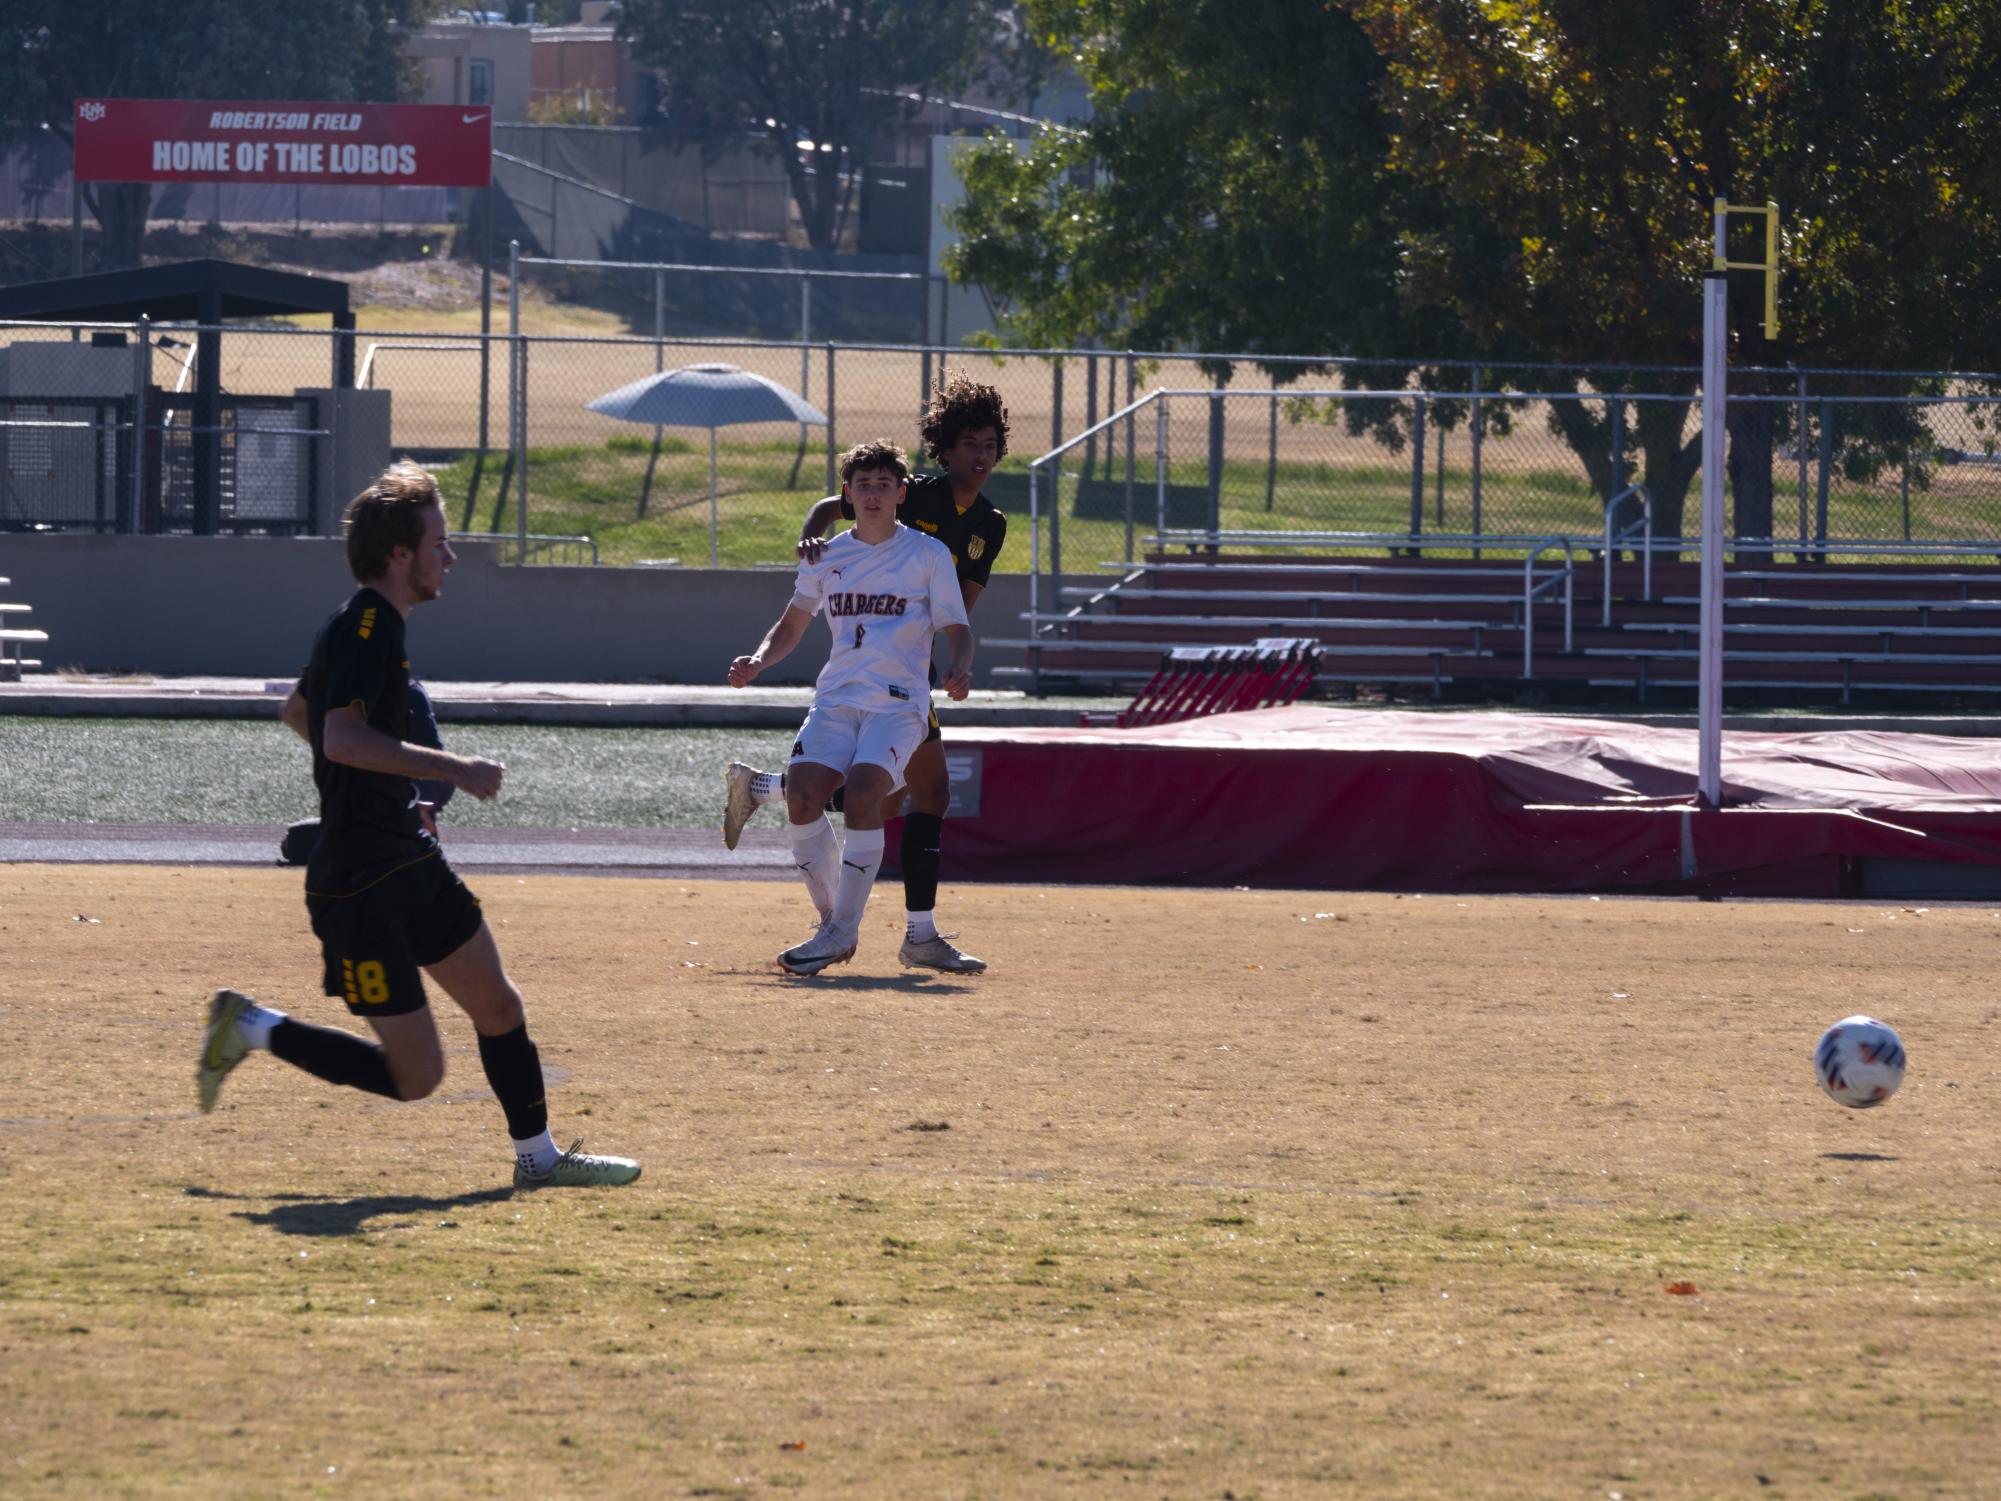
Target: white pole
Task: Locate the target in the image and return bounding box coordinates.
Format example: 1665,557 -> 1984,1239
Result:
1698,269 -> 1728,807
509,240 -> 525,563
709,427 -> 719,568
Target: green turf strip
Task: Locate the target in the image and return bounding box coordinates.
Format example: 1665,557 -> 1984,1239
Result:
0,718 -> 801,828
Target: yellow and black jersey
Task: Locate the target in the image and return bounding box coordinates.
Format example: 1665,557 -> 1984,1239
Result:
841,472 -> 1007,588
299,586 -> 437,897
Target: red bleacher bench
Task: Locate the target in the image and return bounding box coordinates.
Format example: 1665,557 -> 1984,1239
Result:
1082,636 -> 1320,728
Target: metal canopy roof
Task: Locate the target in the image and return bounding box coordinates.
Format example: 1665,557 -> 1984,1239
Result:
0,258 -> 352,322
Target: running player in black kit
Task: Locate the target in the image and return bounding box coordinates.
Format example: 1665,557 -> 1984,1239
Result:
722,373 -> 1008,974
196,462 -> 639,1190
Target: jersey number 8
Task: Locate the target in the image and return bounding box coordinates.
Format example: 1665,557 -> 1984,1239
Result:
352,960 -> 391,1006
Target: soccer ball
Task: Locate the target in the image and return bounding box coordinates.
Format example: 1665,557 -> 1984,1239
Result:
1814,1015 -> 1906,1109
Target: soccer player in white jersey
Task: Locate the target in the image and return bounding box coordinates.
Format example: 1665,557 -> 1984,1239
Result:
727,441 -> 974,975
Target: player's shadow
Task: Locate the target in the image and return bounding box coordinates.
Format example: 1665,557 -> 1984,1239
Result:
185,1183 -> 516,1238
761,972 -> 978,995
1819,1152 -> 1899,1162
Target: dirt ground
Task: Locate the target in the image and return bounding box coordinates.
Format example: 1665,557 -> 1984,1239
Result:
2,865 -> 1999,1498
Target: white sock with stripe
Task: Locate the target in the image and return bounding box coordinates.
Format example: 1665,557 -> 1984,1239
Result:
832,826 -> 885,933
788,815 -> 840,919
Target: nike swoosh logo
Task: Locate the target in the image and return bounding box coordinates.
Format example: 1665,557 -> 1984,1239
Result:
463,112 -> 487,124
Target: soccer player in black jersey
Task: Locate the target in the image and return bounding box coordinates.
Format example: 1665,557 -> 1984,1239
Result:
722,373 -> 1008,974
196,462 -> 640,1190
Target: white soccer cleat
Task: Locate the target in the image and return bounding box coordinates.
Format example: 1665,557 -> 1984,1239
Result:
777,918 -> 858,977
899,933 -> 988,974
514,1138 -> 642,1189
196,987 -> 253,1113
721,762 -> 759,851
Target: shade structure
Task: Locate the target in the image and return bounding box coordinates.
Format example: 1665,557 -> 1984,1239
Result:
585,363 -> 828,565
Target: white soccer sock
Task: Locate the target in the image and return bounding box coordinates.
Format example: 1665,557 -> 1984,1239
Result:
833,826 -> 885,932
513,1130 -> 560,1175
750,769 -> 785,806
788,814 -> 840,919
906,909 -> 938,941
237,1001 -> 285,1051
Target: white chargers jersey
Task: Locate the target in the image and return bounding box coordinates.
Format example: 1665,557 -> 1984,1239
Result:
791,522 -> 969,713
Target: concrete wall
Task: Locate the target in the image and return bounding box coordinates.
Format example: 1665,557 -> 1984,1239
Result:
0,533 -> 1052,686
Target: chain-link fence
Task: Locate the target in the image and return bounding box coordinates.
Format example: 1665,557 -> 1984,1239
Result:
8,314 -> 2001,575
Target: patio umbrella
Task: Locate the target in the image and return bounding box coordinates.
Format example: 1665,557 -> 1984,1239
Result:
586,363 -> 828,566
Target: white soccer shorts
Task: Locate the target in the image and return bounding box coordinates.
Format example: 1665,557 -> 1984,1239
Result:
789,702 -> 927,793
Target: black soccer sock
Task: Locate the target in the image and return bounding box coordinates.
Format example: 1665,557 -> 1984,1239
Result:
268,1018 -> 400,1099
476,1024 -> 550,1142
901,812 -> 944,914
827,784 -> 847,816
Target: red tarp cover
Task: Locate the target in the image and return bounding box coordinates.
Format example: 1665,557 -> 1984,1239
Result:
905,708 -> 2001,894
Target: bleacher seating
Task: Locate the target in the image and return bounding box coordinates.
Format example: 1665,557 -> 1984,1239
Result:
0,577 -> 48,681
992,553 -> 2001,708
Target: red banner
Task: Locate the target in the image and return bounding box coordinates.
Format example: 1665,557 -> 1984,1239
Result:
73,99 -> 492,187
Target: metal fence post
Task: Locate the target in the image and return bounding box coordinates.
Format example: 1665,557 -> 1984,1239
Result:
1206,392 -> 1224,549
1471,383 -> 1485,558
1083,352 -> 1098,483
824,342 -> 837,496
1051,359 -> 1064,455
1796,372 -> 1811,550
1815,398 -> 1834,555
1264,391 -> 1278,512
1609,396 -> 1624,491
515,335 -> 530,564
508,241 -> 525,563
1156,396 -> 1169,545
1028,459 -> 1041,623
128,315 -> 148,534
1409,395 -> 1427,545
1124,353 -> 1137,562
799,279 -> 812,399
798,279 -> 813,470
1434,419 -> 1446,525
1050,446 -> 1062,586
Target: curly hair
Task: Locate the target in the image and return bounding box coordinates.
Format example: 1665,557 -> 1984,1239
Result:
918,371 -> 1010,464
838,439 -> 911,485
344,460 -> 442,582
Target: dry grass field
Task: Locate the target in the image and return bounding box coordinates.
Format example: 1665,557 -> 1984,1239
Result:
3,865 -> 2000,1498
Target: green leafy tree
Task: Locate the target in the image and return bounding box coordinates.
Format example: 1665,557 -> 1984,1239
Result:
952,0 -> 2001,541
0,0 -> 431,268
619,0 -> 1018,252
947,0 -> 1410,360
1357,0 -> 2001,540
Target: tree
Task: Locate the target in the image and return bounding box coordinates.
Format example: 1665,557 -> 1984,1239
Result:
946,0 -> 1413,360
619,0 -> 1017,252
0,0 -> 430,268
949,0 -> 2001,541
1356,0 -> 2001,541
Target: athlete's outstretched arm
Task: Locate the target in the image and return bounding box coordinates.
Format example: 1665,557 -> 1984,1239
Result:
937,623 -> 974,700
729,604 -> 815,687
795,495 -> 846,564
322,704 -> 504,800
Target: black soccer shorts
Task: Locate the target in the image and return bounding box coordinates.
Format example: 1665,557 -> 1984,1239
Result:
306,855 -> 484,1017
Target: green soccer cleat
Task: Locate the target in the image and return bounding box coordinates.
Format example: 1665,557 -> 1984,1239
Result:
196,987 -> 253,1113
514,1139 -> 643,1190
